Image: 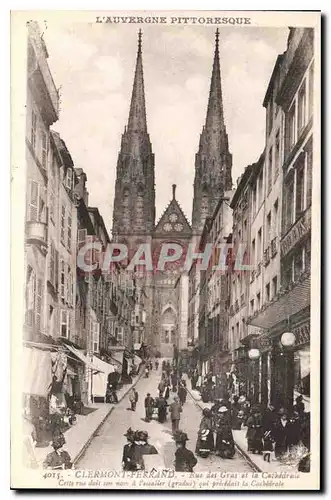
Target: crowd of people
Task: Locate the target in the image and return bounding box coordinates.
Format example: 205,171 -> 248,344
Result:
188,369 -> 310,472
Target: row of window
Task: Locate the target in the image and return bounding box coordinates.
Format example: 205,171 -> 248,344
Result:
286,62 -> 314,153
283,142 -> 312,235
250,275 -> 278,314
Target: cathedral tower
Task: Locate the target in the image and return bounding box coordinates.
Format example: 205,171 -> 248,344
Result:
112,30 -> 155,239
192,29 -> 233,236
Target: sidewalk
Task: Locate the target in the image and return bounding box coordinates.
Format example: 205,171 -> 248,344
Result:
33,369 -> 144,468
187,387 -> 302,474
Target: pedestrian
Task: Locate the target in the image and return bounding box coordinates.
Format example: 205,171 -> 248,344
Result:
156,395 -> 168,423
231,395 -> 243,430
288,411 -> 302,451
129,388 -> 138,411
293,395 -> 305,417
273,412 -> 291,460
169,396 -> 182,433
173,431 -> 197,472
131,431 -> 158,470
215,406 -> 235,458
122,428 -> 136,471
178,383 -> 187,406
155,359 -> 159,370
43,434 -> 72,469
164,385 -> 170,401
196,408 -> 214,452
158,379 -> 165,396
171,372 -> 178,393
246,407 -> 264,454
145,366 -> 149,378
144,393 -> 154,422
262,404 -> 277,462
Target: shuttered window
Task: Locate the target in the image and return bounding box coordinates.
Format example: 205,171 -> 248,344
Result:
61,205 -> 66,244
35,279 -> 42,331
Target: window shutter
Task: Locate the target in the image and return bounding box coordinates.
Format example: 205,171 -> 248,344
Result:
66,169 -> 73,190
67,212 -> 72,251
35,278 -> 42,331
60,260 -> 65,300
54,249 -> 59,290
28,180 -> 39,222
78,229 -> 87,249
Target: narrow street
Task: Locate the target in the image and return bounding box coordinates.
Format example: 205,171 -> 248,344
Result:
77,366 -> 253,472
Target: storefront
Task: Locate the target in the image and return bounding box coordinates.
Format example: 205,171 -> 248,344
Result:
248,273 -> 310,412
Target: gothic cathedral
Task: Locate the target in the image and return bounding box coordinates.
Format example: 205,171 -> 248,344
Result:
111,30 -> 232,357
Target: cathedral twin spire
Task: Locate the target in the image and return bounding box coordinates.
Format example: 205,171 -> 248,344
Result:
112,29 -> 232,237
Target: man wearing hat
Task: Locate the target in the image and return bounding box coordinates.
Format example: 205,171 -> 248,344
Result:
144,393 -> 155,422
122,428 -> 136,471
169,396 -> 182,433
43,434 -> 72,469
173,431 -> 197,472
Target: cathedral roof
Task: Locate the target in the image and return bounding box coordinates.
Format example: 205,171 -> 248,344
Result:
154,184 -> 192,237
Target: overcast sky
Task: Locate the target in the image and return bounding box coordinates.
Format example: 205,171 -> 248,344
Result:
44,23 -> 289,234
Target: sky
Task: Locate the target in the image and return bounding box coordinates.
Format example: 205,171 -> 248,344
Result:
43,22 -> 289,235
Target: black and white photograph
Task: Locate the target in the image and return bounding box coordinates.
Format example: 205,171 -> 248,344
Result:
10,10 -> 320,490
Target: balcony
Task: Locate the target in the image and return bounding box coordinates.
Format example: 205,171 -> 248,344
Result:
263,247 -> 270,267
25,221 -> 47,249
271,237 -> 278,258
240,294 -> 245,307
280,207 -> 311,258
256,262 -> 262,277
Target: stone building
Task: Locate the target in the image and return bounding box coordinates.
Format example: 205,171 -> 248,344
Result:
24,21 -> 60,342
249,28 -> 313,411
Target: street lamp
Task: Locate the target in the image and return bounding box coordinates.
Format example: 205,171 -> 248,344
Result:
248,348 -> 261,360
248,348 -> 260,404
280,331 -> 296,412
280,332 -> 296,348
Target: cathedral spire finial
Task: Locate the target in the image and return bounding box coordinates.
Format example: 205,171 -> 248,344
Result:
138,29 -> 142,53
215,28 -> 219,49
172,184 -> 176,199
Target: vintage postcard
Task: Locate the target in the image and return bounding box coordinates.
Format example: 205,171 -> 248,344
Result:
11,10 -> 320,490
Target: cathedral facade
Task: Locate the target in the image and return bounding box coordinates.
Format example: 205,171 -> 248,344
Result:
111,30 -> 232,357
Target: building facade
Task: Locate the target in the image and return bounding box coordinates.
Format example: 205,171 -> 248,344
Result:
247,28 -> 313,411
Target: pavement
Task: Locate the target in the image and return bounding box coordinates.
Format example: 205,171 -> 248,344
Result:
76,366 -> 252,472
33,368 -> 144,468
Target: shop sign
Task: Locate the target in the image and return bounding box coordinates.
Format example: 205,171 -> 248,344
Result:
257,337 -> 272,350
280,208 -> 311,257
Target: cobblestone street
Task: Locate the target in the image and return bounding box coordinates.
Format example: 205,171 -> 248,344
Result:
77,367 -> 253,472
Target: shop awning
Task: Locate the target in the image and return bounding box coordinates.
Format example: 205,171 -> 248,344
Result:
65,344 -> 103,372
92,356 -> 116,375
23,346 -> 53,397
247,275 -> 310,330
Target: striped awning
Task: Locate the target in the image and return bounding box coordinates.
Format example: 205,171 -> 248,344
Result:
23,346 -> 53,397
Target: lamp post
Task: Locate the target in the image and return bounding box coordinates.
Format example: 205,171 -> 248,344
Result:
280,331 -> 296,412
248,348 -> 261,404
